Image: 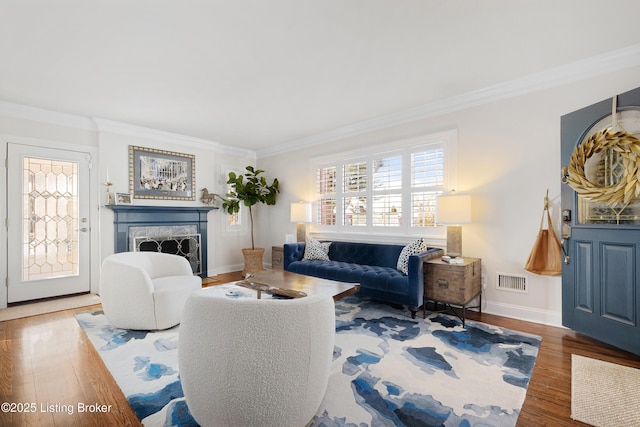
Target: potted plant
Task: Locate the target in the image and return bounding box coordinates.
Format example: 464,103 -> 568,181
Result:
220,166 -> 279,276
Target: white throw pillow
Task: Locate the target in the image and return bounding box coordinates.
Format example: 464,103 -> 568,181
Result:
303,237 -> 331,261
397,238 -> 426,274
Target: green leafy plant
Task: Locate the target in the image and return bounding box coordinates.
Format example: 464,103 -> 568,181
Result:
221,166 -> 280,249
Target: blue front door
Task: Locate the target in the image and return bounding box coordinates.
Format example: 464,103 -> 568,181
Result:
561,86 -> 640,355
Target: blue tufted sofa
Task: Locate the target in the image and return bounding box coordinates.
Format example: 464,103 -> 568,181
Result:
283,241 -> 443,318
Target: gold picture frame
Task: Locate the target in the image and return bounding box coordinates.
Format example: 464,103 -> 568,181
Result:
129,146 -> 195,200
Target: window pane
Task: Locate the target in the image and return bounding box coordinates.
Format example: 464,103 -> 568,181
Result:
317,166 -> 336,195
226,171 -> 241,226
372,194 -> 402,226
227,212 -> 240,226
23,157 -> 79,281
412,148 -> 443,187
344,196 -> 366,226
318,198 -> 336,225
373,155 -> 402,190
344,162 -> 367,192
411,191 -> 441,227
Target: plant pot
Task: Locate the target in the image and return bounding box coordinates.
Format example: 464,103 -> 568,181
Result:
242,248 -> 265,277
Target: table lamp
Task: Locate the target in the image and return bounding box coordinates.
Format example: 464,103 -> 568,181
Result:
290,201 -> 312,242
436,193 -> 471,257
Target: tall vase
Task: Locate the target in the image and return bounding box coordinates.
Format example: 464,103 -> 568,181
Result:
242,248 -> 265,277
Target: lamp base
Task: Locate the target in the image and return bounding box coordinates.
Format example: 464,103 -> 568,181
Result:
296,223 -> 307,242
446,225 -> 462,257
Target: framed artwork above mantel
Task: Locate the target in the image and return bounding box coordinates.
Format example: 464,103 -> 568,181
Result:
129,145 -> 195,200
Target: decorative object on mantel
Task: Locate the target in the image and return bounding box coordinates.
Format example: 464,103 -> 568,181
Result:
290,201 -> 312,242
524,190 -> 562,276
200,188 -> 219,207
115,192 -> 132,205
129,145 -> 195,201
104,180 -> 115,205
220,166 -> 280,277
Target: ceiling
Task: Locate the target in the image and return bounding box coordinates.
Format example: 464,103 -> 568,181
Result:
2,1 -> 640,154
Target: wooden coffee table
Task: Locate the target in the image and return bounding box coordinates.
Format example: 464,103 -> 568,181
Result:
248,269 -> 359,301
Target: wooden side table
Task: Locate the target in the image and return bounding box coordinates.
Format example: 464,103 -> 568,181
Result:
423,257 -> 482,326
272,246 -> 284,270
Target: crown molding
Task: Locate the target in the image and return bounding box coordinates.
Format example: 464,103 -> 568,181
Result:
0,101 -> 255,159
0,101 -> 96,131
92,118 -> 255,159
256,43 -> 640,159
3,43 -> 640,161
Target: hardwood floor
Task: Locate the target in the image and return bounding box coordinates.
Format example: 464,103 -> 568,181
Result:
1,271 -> 639,426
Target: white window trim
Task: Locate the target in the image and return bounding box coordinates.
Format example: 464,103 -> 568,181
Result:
309,129 -> 457,244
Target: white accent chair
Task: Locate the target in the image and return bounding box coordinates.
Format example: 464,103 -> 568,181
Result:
179,288 -> 335,427
99,252 -> 201,330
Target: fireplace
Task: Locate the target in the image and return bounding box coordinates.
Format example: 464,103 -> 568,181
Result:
134,232 -> 202,275
107,205 -> 216,278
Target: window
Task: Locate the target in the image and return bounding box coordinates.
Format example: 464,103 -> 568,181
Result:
223,169 -> 242,229
312,130 -> 456,236
372,154 -> 402,227
410,147 -> 444,227
343,161 -> 367,226
316,166 -> 336,225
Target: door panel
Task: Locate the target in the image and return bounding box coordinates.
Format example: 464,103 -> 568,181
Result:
574,240 -> 593,313
601,243 -> 635,325
561,86 -> 640,355
7,143 -> 91,303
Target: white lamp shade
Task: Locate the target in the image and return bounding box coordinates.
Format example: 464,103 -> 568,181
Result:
290,202 -> 312,223
437,195 -> 471,224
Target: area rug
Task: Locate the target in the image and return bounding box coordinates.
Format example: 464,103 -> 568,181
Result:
76,284 -> 541,426
571,354 -> 640,427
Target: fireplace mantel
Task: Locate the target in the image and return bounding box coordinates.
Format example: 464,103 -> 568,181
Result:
106,205 -> 216,278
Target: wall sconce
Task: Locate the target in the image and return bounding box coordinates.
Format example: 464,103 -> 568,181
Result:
436,193 -> 471,257
290,201 -> 312,242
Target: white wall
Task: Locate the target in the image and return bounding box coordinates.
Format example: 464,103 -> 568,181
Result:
256,66 -> 640,327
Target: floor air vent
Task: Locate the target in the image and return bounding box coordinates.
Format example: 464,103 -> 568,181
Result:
496,273 -> 527,293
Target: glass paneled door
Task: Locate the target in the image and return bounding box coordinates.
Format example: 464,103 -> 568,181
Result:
7,143 -> 91,303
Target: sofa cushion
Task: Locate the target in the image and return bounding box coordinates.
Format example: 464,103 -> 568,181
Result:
327,242 -> 403,269
397,238 -> 427,274
303,237 -> 331,261
287,260 -> 405,285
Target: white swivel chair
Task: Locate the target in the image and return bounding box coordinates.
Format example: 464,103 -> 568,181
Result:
179,289 -> 335,427
99,252 -> 201,330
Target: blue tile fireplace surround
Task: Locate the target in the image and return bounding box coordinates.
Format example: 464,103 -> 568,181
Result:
106,205 -> 216,278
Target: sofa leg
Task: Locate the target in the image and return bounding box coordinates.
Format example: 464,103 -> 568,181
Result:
409,308 -> 417,319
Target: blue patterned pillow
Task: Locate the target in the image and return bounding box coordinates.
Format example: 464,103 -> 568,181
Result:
397,238 -> 426,274
303,237 -> 331,261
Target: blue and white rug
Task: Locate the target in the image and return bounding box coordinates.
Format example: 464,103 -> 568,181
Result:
76,285 -> 541,426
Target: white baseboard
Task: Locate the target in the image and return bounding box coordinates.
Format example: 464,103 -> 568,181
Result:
207,263 -> 244,277
483,300 -> 563,328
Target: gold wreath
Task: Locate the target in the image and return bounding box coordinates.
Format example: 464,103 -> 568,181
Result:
566,128 -> 640,206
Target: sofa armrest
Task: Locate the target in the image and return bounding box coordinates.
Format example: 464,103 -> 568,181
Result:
283,243 -> 306,271
406,247 -> 445,305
